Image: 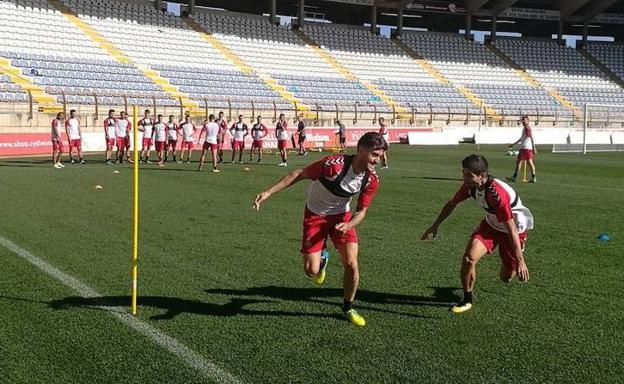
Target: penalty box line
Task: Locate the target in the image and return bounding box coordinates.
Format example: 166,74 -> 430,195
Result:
0,234 -> 242,384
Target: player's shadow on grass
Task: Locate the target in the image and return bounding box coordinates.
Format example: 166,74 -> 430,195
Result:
47,295 -> 344,322
204,285 -> 460,318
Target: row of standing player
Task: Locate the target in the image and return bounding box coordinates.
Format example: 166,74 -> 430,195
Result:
49,109 -> 393,170
252,116 -> 538,326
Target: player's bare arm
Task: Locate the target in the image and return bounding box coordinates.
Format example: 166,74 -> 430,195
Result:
335,206 -> 368,235
422,200 -> 458,240
503,219 -> 529,282
252,168 -> 311,210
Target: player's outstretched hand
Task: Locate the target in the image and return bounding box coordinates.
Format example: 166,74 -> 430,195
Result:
252,191 -> 270,211
517,261 -> 530,282
421,226 -> 437,240
335,222 -> 351,235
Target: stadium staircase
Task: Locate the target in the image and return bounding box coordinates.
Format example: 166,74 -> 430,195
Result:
48,0 -> 198,110
485,42 -> 582,118
293,28 -> 409,117
0,58 -> 60,111
393,39 -> 501,120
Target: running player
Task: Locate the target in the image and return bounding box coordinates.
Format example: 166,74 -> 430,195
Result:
507,116 -> 537,183
165,115 -> 178,163
421,154 -> 533,314
253,132 -> 387,327
138,109 -> 154,163
115,111 -> 132,164
65,109 -> 85,164
378,117 -> 389,169
51,112 -> 65,168
275,113 -> 289,166
230,114 -> 248,164
197,114 -> 220,173
153,114 -> 167,166
178,115 -> 196,164
103,109 -> 117,165
249,115 -> 268,163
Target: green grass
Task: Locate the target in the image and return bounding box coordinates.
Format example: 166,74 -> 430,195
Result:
0,145 -> 623,383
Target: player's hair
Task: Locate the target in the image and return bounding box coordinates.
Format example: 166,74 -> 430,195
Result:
238,114 -> 243,119
521,115 -> 529,120
257,115 -> 262,120
56,112 -> 63,118
157,114 -> 163,118
145,109 -> 150,114
379,117 -> 384,122
218,111 -> 224,115
462,154 -> 489,175
70,109 -> 76,114
209,114 -> 215,121
357,132 -> 388,151
120,111 -> 127,115
108,109 -> 115,114
169,115 -> 174,118
279,113 -> 285,118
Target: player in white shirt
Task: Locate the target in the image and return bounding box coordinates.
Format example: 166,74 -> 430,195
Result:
153,114 -> 167,166
249,115 -> 268,163
51,112 -> 65,168
275,113 -> 289,166
115,111 -> 132,164
65,109 -> 85,164
507,116 -> 537,183
178,115 -> 197,164
422,155 -> 533,314
197,114 -> 220,173
229,114 -> 248,164
165,115 -> 179,163
103,109 -> 117,165
138,109 -> 155,164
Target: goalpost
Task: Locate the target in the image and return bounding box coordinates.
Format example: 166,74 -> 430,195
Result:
552,103 -> 624,154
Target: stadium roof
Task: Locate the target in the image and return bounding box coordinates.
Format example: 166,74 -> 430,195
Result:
184,0 -> 624,39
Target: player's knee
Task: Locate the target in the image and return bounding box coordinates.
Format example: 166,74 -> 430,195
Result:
462,253 -> 478,267
303,262 -> 318,277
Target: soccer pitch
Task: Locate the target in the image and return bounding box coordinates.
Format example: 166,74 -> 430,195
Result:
1,145 -> 622,383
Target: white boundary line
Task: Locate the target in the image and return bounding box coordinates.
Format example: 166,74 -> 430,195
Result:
0,234 -> 242,384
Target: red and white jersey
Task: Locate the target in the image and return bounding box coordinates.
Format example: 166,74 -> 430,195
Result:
65,117 -> 81,140
116,118 -> 131,138
202,122 -> 219,145
153,121 -> 167,142
520,126 -> 534,150
451,177 -> 534,233
51,118 -> 63,141
217,119 -> 228,141
231,122 -> 247,141
103,117 -> 117,139
180,122 -> 195,141
379,124 -> 389,141
251,123 -> 267,140
276,120 -> 289,141
166,122 -> 178,140
139,117 -> 154,138
303,154 -> 379,216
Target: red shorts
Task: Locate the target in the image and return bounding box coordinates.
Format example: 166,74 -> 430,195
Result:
301,207 -> 358,254
116,137 -> 126,149
124,136 -> 131,149
232,140 -> 244,150
278,139 -> 288,150
181,140 -> 194,150
472,220 -> 528,271
252,140 -> 263,148
518,149 -> 533,161
106,138 -> 115,150
155,141 -> 166,152
142,138 -> 153,149
203,142 -> 218,151
69,139 -> 81,149
52,140 -> 63,151
167,139 -> 177,149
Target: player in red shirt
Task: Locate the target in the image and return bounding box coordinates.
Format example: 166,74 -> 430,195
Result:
422,154 -> 533,314
153,114 -> 167,166
178,114 -> 197,164
249,115 -> 268,163
378,117 -> 389,169
103,109 -> 117,165
215,111 -> 228,164
253,132 -> 387,327
51,112 -> 65,168
275,113 -> 289,166
138,109 -> 155,164
507,116 -> 537,183
229,114 -> 248,164
165,115 -> 179,163
115,111 -> 132,164
65,109 -> 85,164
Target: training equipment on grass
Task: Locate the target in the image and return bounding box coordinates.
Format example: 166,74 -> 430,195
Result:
597,233 -> 610,242
113,170 -> 120,174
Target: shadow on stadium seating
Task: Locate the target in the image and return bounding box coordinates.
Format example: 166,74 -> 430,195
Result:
46,286 -> 459,321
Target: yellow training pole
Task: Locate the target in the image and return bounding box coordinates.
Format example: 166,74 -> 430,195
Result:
131,105 -> 139,315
